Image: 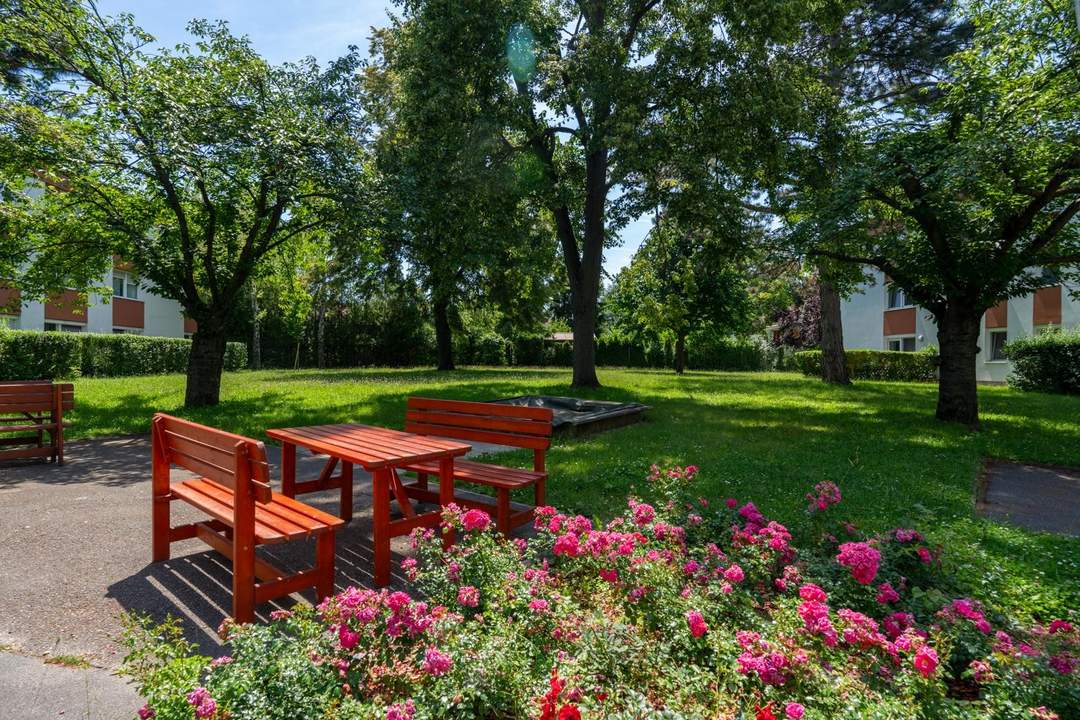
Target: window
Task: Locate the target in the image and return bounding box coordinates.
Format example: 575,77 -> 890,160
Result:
886,284 -> 909,309
43,321 -> 83,333
112,327 -> 143,335
887,335 -> 916,352
988,329 -> 1008,361
112,271 -> 140,300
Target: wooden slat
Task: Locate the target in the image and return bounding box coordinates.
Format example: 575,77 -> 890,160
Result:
0,423 -> 57,433
170,481 -> 286,543
404,459 -> 545,489
254,569 -> 321,604
404,421 -> 551,450
0,446 -> 54,460
155,414 -> 253,454
408,397 -> 554,422
167,448 -> 237,489
191,480 -> 311,538
405,409 -> 553,436
267,423 -> 470,469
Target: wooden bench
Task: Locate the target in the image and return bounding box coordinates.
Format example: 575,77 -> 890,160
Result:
400,397 -> 554,536
0,381 -> 74,464
151,414 -> 344,623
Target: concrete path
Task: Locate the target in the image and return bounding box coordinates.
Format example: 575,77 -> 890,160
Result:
0,652 -> 140,720
978,461 -> 1080,536
0,434 -> 514,719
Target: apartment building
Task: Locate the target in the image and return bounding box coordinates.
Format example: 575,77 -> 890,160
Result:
840,269 -> 1079,382
0,264 -> 195,338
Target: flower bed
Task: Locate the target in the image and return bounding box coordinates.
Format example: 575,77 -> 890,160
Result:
122,466 -> 1078,719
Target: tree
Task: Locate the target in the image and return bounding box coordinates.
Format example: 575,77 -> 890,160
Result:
505,0 -> 808,387
0,2 -> 369,405
607,216 -> 752,373
367,0 -> 549,371
811,0 -> 1080,426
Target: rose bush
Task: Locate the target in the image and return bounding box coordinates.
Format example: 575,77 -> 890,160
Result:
121,464 -> 1078,719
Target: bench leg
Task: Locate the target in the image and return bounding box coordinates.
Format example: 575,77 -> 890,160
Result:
152,495 -> 171,562
415,472 -> 428,491
281,442 -> 296,498
372,467 -> 391,587
340,461 -> 353,522
496,489 -> 511,536
233,531 -> 256,624
534,477 -> 546,508
315,531 -> 336,602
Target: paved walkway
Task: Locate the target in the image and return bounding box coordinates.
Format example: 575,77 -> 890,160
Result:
978,461 -> 1080,536
0,434 -> 512,719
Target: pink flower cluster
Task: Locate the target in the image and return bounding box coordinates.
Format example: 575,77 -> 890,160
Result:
686,610 -> 708,637
836,542 -> 880,585
806,480 -> 841,513
186,687 -> 217,719
942,598 -> 992,634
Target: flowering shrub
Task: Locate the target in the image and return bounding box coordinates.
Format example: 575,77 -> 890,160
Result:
121,465 -> 1079,720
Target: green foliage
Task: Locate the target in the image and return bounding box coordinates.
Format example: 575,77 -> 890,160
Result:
0,328 -> 246,379
1005,328 -> 1080,394
795,348 -> 939,382
117,614 -> 207,720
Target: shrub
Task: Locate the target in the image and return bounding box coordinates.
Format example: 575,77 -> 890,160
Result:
795,347 -> 939,382
0,329 -> 247,379
688,335 -> 770,371
1005,328 -> 1080,394
121,467 -> 1078,720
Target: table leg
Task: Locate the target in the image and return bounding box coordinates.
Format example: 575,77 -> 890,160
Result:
340,461 -> 353,522
373,466 -> 391,587
281,442 -> 296,498
439,457 -> 455,550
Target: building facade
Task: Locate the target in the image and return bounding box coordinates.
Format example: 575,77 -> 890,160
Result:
0,263 -> 195,338
840,269 -> 1080,382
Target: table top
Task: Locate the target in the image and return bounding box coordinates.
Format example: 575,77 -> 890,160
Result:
266,423 -> 471,470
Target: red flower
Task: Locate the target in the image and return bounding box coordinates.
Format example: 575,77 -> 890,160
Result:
756,703 -> 777,720
557,705 -> 582,720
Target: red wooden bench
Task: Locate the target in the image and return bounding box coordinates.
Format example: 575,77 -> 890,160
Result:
151,414 -> 344,623
400,397 -> 553,536
0,381 -> 74,464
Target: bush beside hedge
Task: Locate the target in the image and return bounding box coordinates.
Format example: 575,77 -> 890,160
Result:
1005,328 -> 1080,394
0,329 -> 247,379
795,347 -> 939,381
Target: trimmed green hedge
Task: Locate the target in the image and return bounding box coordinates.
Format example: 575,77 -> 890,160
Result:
1005,327 -> 1080,394
0,329 -> 247,379
794,347 -> 939,382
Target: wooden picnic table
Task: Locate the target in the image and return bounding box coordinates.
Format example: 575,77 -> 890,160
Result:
265,423 -> 471,586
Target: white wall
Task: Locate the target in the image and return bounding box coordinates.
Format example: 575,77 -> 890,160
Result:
840,269 -> 887,349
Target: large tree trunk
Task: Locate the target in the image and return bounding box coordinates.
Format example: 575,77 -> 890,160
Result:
570,287 -> 599,386
674,332 -> 687,374
818,278 -> 850,385
433,294 -> 455,371
185,321 -> 228,407
568,148 -> 606,388
935,303 -> 982,427
250,290 -> 261,370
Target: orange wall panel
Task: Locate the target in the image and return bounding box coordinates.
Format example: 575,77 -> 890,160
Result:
0,286 -> 21,315
112,297 -> 145,328
883,307 -> 916,336
1033,286 -> 1062,326
985,301 -> 1008,329
184,316 -> 198,334
44,290 -> 87,323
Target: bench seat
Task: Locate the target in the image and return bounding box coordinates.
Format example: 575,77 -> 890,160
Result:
402,458 -> 546,490
171,478 -> 343,545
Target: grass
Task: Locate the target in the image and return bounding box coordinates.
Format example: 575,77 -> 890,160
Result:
43,653 -> 92,669
67,367 -> 1080,618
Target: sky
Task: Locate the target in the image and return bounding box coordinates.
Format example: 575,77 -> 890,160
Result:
96,0 -> 649,277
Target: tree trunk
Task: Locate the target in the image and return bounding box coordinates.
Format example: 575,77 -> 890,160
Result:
185,322 -> 228,407
568,148 -> 606,388
571,287 -> 599,386
250,290 -> 261,371
674,332 -> 687,374
819,278 -> 850,385
935,303 -> 982,427
316,304 -> 326,369
433,294 -> 455,371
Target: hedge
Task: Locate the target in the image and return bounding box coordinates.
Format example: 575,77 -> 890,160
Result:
794,347 -> 939,381
1004,327 -> 1080,394
0,329 -> 247,380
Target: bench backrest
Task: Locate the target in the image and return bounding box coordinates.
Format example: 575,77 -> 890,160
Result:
151,413 -> 272,503
405,397 -> 553,451
0,381 -> 75,416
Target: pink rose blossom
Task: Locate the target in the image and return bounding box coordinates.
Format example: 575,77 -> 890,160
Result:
837,542 -> 880,585
785,703 -> 805,719
914,646 -> 939,678
457,585 -> 479,607
462,509 -> 491,531
686,610 -> 708,638
422,646 -> 453,676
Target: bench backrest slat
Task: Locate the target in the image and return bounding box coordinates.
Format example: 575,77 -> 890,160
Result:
152,414 -> 272,503
0,382 -> 75,413
405,397 -> 553,450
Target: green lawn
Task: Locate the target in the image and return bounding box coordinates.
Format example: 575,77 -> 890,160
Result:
68,367 -> 1080,618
